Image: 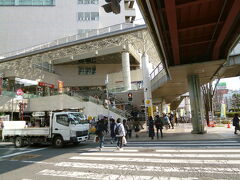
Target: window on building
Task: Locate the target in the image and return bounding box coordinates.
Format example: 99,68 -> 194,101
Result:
78,65 -> 96,75
78,12 -> 99,21
56,115 -> 69,126
91,0 -> 98,4
78,12 -> 84,21
85,12 -> 90,21
84,0 -> 90,4
78,0 -> 83,4
78,0 -> 98,4
91,12 -> 99,21
0,0 -> 14,5
0,0 -> 55,6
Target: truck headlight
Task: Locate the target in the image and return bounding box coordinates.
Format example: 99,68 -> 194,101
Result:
70,130 -> 76,137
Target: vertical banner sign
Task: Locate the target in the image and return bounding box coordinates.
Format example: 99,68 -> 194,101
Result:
220,103 -> 226,119
0,74 -> 2,95
58,80 -> 64,94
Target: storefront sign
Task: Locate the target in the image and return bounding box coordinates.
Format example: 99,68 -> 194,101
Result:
58,80 -> 64,93
19,102 -> 27,121
16,89 -> 24,96
38,82 -> 54,88
32,112 -> 45,117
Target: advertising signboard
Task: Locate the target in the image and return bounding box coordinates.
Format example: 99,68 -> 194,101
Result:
58,80 -> 64,93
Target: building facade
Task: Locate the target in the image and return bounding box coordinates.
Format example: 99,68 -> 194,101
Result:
0,0 -> 135,54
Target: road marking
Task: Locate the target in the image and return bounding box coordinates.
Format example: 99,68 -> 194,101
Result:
80,152 -> 240,158
156,149 -> 240,153
88,149 -> 138,152
104,143 -> 240,146
0,148 -> 46,158
55,162 -> 240,174
0,148 -> 28,150
22,160 -> 55,165
70,156 -> 240,164
128,140 -> 239,143
38,169 -> 198,180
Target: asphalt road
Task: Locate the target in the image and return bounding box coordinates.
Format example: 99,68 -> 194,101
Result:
1,139 -> 240,180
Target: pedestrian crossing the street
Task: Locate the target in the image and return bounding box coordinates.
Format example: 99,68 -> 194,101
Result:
35,140 -> 240,179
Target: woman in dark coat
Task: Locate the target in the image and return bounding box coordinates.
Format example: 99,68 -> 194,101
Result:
233,113 -> 239,134
148,116 -> 155,139
110,118 -> 116,143
96,119 -> 108,151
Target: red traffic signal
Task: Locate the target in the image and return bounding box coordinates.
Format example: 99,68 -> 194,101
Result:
128,92 -> 133,101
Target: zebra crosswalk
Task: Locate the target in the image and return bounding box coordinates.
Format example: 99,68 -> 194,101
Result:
35,140 -> 240,179
101,140 -> 240,148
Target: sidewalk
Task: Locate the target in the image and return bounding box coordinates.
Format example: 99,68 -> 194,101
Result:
126,123 -> 240,141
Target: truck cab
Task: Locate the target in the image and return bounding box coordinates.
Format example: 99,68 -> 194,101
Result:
51,112 -> 89,147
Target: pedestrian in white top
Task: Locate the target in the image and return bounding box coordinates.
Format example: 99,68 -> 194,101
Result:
115,118 -> 126,150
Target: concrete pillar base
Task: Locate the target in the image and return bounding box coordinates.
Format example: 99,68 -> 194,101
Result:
191,130 -> 207,134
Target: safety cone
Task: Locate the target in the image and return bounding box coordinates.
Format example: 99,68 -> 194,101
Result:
227,122 -> 231,128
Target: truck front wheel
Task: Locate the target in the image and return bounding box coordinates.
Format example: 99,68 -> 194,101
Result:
15,137 -> 23,148
53,136 -> 64,148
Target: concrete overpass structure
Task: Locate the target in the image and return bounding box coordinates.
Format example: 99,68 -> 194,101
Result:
0,3 -> 239,132
137,0 -> 240,133
0,22 -> 165,118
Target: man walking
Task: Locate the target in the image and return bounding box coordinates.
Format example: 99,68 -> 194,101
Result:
155,115 -> 163,138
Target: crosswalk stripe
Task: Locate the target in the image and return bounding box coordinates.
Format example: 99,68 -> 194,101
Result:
0,148 -> 46,159
127,140 -> 238,144
104,143 -> 240,146
156,149 -> 240,153
70,156 -> 240,164
38,169 -> 198,180
80,152 -> 240,158
88,149 -> 138,152
55,162 -> 240,174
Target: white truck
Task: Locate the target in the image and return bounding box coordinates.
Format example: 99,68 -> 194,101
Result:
2,112 -> 89,148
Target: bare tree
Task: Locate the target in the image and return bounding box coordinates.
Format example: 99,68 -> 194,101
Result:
201,79 -> 220,126
232,93 -> 240,111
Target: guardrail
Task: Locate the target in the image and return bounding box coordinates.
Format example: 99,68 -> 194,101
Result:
0,19 -> 145,60
150,63 -> 164,80
2,91 -> 40,99
230,42 -> 240,56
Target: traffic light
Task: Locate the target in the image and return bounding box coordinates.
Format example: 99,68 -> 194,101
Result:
128,92 -> 133,102
102,0 -> 121,14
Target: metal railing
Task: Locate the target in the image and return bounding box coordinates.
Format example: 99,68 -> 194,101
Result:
2,91 -> 40,99
230,42 -> 240,56
150,63 -> 164,80
108,81 -> 143,93
0,19 -> 145,60
67,92 -> 127,117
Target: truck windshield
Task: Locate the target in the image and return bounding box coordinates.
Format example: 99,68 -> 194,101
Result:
69,113 -> 88,124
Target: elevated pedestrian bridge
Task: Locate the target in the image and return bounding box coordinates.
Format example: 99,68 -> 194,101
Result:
0,18 -> 239,109
0,21 -> 165,91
